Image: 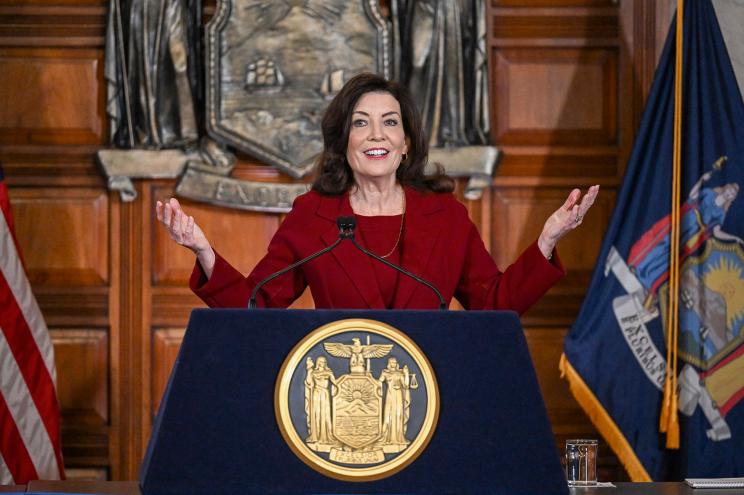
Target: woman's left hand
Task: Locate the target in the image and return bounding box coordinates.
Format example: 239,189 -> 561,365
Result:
538,185 -> 600,259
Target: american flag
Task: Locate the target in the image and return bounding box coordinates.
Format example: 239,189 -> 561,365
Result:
0,164 -> 64,483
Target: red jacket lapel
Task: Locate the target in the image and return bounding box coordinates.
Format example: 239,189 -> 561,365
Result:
393,188 -> 444,308
316,193 -> 386,309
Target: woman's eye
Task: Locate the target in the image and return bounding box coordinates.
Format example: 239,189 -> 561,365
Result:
352,119 -> 367,127
384,119 -> 399,126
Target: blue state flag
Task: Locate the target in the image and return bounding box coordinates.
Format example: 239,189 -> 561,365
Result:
561,0 -> 744,481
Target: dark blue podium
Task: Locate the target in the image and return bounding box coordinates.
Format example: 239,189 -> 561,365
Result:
140,309 -> 567,495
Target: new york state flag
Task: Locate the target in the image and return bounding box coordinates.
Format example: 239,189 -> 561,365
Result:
561,0 -> 744,480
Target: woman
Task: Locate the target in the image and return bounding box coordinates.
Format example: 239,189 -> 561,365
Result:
156,73 -> 599,311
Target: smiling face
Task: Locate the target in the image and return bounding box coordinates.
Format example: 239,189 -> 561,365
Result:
346,91 -> 409,187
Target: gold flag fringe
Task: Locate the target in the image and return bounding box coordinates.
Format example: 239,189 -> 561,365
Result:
559,354 -> 652,482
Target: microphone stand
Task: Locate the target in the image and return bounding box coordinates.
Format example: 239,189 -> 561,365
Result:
247,218 -> 355,309
343,216 -> 447,310
248,216 -> 447,310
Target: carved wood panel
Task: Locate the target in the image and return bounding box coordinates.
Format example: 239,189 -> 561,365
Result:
487,0 -> 638,482
492,47 -> 618,179
52,329 -> 108,424
0,48 -> 104,144
151,328 -> 185,417
9,188 -> 109,285
50,329 -> 109,473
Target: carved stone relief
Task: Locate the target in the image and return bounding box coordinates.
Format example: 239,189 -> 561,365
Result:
98,0 -> 498,209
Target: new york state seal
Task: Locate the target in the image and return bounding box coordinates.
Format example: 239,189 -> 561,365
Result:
275,319 -> 439,481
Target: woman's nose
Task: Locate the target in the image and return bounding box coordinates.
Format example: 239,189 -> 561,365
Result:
367,120 -> 385,141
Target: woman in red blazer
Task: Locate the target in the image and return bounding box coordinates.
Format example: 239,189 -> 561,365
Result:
156,73 -> 599,313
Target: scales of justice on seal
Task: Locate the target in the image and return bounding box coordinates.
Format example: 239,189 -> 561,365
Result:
139,310 -> 569,494
274,319 -> 438,481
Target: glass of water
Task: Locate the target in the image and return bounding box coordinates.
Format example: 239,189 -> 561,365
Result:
565,439 -> 598,486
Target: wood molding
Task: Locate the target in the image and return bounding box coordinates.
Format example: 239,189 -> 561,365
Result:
491,6 -> 618,39
110,184 -> 149,480
0,4 -> 106,47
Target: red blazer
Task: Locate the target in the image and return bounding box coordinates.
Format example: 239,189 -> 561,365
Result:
190,187 -> 565,313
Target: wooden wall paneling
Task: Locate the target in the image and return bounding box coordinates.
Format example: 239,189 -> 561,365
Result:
491,6 -> 618,39
492,1 -> 615,7
9,187 -> 108,285
110,183 -> 148,480
616,0 -> 674,176
151,328 -> 185,418
492,47 -> 618,178
494,48 -> 618,144
486,0 -> 643,480
31,286 -> 109,328
108,189 -> 122,480
150,180 -> 318,312
0,5 -> 107,188
0,48 -> 105,145
0,4 -> 106,47
50,329 -> 109,470
52,328 -> 108,424
150,285 -> 206,328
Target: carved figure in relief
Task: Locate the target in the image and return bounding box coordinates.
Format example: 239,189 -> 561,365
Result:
324,338 -> 393,374
304,356 -> 338,450
379,357 -> 418,453
393,0 -> 490,147
105,0 -> 201,148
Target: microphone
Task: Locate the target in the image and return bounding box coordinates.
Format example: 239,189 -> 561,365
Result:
248,216 -> 447,310
247,217 -> 354,309
338,216 -> 448,311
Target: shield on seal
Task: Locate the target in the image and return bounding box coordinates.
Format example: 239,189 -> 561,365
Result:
205,0 -> 391,178
659,238 -> 744,370
332,374 -> 383,449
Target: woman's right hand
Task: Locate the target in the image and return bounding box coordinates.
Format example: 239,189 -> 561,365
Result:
155,198 -> 216,276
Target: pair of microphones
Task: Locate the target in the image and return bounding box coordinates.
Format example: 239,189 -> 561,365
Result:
248,216 -> 447,310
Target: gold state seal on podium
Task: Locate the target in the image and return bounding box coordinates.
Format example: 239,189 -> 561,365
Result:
274,318 -> 439,481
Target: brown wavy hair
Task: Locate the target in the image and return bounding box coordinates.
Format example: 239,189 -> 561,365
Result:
311,73 -> 454,195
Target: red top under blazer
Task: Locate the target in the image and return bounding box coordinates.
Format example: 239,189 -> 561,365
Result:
190,187 -> 566,313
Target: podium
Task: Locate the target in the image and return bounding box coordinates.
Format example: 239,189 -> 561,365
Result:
140,309 -> 568,494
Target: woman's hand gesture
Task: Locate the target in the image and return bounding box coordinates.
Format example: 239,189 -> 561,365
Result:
538,185 -> 600,259
155,198 -> 216,276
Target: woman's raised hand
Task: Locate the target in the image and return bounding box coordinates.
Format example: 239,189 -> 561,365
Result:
537,185 -> 600,259
155,198 -> 216,277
